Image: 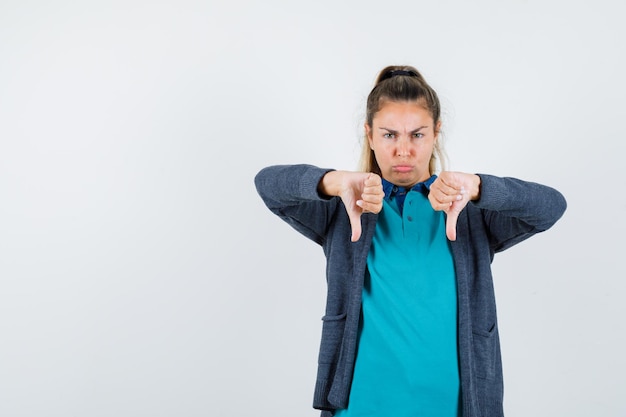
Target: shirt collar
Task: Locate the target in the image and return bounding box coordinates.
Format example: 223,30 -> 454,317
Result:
382,174 -> 438,200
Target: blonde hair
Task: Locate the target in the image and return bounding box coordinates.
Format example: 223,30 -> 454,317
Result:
358,65 -> 447,174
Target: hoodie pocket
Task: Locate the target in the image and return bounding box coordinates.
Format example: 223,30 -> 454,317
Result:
472,323 -> 497,380
318,312 -> 347,364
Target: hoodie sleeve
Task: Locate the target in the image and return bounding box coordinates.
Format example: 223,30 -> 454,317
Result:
470,174 -> 567,253
254,164 -> 338,245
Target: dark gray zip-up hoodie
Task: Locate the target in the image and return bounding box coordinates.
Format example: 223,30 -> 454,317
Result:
255,164 -> 567,417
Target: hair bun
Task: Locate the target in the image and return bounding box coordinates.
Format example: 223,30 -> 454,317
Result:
380,69 -> 419,81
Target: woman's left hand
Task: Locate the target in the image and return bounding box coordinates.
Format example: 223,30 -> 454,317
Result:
429,171 -> 481,241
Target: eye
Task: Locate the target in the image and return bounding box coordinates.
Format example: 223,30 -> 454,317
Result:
383,133 -> 395,139
413,132 -> 424,139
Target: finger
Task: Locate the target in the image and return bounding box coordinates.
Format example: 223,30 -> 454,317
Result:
360,188 -> 384,213
362,183 -> 383,194
361,188 -> 383,201
430,200 -> 452,212
364,173 -> 382,187
357,199 -> 382,214
360,187 -> 384,202
348,206 -> 363,242
361,192 -> 383,203
429,189 -> 459,212
438,171 -> 462,189
428,192 -> 442,211
431,179 -> 463,200
432,181 -> 459,197
445,209 -> 459,241
430,185 -> 464,209
361,196 -> 384,207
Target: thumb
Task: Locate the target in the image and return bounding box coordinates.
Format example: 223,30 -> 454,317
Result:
445,208 -> 459,241
348,205 -> 363,242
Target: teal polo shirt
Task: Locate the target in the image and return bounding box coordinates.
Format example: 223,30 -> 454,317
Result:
334,177 -> 460,417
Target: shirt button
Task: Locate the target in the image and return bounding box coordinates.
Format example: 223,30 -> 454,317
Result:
407,216 -> 413,222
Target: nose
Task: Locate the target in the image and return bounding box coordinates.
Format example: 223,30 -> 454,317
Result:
396,137 -> 410,157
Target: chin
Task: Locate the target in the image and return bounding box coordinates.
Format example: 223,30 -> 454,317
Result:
394,174 -> 418,183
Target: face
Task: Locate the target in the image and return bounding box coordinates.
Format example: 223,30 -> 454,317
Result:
366,100 -> 440,188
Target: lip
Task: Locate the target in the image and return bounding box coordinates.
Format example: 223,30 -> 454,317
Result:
392,165 -> 413,173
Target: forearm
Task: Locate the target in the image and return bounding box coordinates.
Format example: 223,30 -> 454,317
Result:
254,164 -> 339,244
473,174 -> 567,231
468,174 -> 482,201
318,170 -> 349,198
255,164 -> 334,209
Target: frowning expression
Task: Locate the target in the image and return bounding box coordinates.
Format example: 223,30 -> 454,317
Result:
366,100 -> 439,188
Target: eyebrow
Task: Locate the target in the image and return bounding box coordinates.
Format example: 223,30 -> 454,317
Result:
379,126 -> 429,134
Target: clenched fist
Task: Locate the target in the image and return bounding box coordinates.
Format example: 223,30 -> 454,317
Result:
429,171 -> 481,241
319,171 -> 384,242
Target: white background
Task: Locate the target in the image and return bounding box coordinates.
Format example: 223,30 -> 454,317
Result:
1,1 -> 625,416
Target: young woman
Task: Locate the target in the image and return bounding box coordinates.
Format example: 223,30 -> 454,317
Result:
254,65 -> 567,417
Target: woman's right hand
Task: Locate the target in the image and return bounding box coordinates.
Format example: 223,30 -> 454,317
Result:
319,171 -> 384,242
